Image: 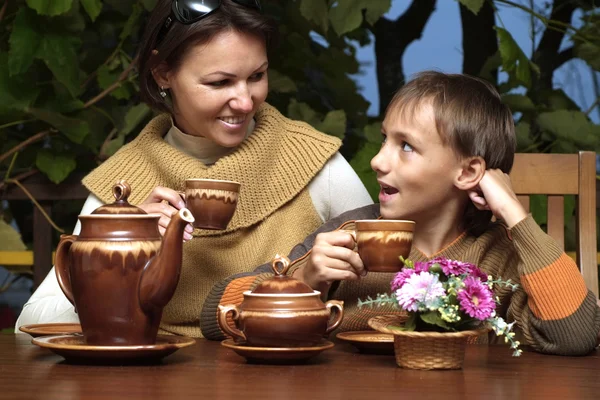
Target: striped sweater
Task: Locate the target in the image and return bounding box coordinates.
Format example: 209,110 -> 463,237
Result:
201,204 -> 600,355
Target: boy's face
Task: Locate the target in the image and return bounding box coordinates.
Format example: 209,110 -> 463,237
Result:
371,102 -> 465,221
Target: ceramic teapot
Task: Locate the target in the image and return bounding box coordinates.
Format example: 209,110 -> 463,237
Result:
54,180 -> 195,346
218,255 -> 344,347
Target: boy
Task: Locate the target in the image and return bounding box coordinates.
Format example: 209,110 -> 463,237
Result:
201,71 -> 600,355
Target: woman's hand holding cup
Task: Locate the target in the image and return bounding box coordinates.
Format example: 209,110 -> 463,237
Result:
139,186 -> 194,241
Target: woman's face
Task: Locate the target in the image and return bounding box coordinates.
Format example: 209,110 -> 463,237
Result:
156,29 -> 268,147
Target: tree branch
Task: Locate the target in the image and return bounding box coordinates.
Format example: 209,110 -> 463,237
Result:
0,130 -> 52,165
371,0 -> 437,116
83,53 -> 139,109
532,0 -> 577,92
460,1 -> 498,80
556,47 -> 574,70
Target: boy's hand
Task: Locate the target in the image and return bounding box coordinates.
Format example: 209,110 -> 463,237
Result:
468,169 -> 528,228
293,231 -> 366,294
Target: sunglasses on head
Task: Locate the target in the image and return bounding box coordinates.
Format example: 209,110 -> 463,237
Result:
157,0 -> 262,44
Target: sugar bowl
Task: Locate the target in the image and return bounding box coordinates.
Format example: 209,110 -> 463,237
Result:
218,255 -> 344,347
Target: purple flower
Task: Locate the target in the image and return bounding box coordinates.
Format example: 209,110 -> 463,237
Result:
414,261 -> 430,273
391,268 -> 415,291
457,276 -> 495,320
468,265 -> 488,282
395,272 -> 446,312
431,258 -> 473,276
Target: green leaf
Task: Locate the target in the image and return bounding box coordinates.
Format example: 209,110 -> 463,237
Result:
515,122 -> 534,151
575,42 -> 600,70
27,0 -> 74,16
419,311 -> 450,330
121,103 -> 151,136
28,108 -> 90,144
364,121 -> 382,144
458,0 -> 485,15
287,100 -> 320,126
364,0 -> 391,25
141,0 -> 157,12
8,7 -> 42,76
329,0 -> 364,36
495,27 -> 534,88
300,0 -> 329,34
80,0 -> 103,22
317,110 -> 346,138
501,94 -> 536,112
36,34 -> 81,97
0,220 -> 27,251
36,150 -> 77,184
350,141 -> 380,200
103,132 -> 125,157
529,195 -> 547,226
537,110 -> 600,148
0,53 -> 40,111
97,64 -> 131,100
120,3 -> 143,41
268,69 -> 298,93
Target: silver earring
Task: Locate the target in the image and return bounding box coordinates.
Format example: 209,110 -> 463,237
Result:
159,86 -> 167,98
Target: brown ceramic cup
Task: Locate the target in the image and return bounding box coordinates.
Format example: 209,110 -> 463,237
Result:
346,220 -> 415,273
184,179 -> 240,230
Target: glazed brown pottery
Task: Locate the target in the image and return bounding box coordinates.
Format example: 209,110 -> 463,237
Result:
350,220 -> 414,272
19,323 -> 82,337
54,180 -> 194,346
221,338 -> 334,364
184,178 -> 240,230
218,255 -> 344,347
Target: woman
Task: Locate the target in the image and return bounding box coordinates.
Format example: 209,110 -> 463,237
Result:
16,0 -> 372,337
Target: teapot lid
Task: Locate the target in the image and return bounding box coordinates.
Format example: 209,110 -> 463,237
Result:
91,180 -> 147,215
252,255 -> 314,294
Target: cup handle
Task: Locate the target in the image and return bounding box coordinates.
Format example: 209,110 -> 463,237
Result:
54,234 -> 77,306
324,300 -> 344,334
217,304 -> 246,342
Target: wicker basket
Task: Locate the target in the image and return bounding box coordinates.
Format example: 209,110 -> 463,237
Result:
369,315 -> 488,370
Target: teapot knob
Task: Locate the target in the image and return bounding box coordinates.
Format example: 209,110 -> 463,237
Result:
113,180 -> 131,203
271,254 -> 291,276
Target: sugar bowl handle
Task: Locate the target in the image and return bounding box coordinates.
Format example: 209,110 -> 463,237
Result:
54,234 -> 78,305
324,300 -> 344,334
218,304 -> 246,342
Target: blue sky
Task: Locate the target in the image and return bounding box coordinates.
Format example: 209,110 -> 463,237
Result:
352,0 -> 599,122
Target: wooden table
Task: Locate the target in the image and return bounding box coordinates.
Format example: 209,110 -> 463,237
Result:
1,333 -> 599,400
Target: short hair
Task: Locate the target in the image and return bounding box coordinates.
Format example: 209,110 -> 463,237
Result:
138,0 -> 278,113
387,71 -> 517,235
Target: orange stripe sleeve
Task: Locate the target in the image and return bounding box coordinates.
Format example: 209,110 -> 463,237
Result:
521,253 -> 588,320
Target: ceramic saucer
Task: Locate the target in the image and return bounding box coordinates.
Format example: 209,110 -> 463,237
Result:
336,331 -> 394,354
19,323 -> 82,337
221,339 -> 334,364
32,334 -> 195,364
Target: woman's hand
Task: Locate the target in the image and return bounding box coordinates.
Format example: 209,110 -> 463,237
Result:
468,169 -> 528,228
139,186 -> 194,241
294,230 -> 366,294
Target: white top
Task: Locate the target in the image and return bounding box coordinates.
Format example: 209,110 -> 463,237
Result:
15,121 -> 373,330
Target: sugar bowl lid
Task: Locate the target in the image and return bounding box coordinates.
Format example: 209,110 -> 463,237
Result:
252,255 -> 314,294
91,180 -> 147,215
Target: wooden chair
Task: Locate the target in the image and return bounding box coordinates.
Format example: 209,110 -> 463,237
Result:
509,151 -> 598,298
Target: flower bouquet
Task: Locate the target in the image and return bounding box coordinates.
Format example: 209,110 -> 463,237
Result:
359,257 -> 521,369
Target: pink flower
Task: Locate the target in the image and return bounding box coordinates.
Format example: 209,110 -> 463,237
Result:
391,268 -> 415,291
457,276 -> 495,320
414,261 -> 430,273
431,258 -> 473,276
395,272 -> 446,312
468,265 -> 488,282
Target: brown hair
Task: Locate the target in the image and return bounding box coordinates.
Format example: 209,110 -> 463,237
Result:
387,71 -> 516,235
138,0 -> 277,113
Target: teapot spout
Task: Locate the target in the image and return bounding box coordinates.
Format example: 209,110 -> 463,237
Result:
139,208 -> 194,315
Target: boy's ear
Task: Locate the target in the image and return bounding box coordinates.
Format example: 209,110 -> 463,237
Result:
151,62 -> 171,88
454,156 -> 486,190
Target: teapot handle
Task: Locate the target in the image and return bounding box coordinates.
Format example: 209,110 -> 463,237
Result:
55,234 -> 78,306
217,304 -> 246,342
324,300 -> 344,334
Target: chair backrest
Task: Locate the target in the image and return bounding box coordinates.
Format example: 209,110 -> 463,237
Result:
509,152 -> 598,298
